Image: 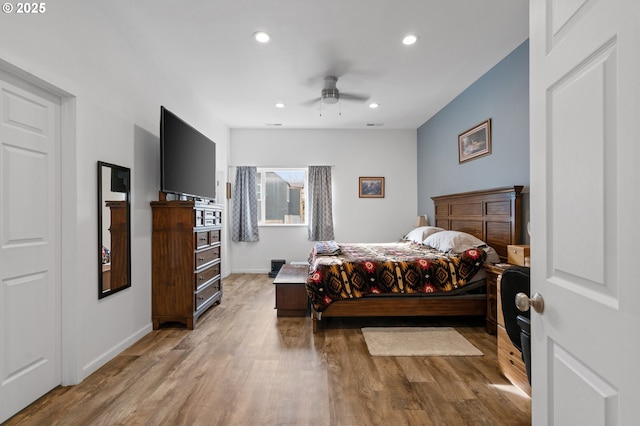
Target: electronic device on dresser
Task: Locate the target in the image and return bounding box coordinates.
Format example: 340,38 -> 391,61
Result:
160,105 -> 216,201
152,107 -> 222,330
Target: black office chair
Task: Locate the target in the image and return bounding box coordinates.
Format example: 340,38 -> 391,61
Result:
500,266 -> 531,384
517,314 -> 531,383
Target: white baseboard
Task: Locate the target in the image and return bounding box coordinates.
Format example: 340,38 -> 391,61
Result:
229,268 -> 270,274
81,323 -> 153,380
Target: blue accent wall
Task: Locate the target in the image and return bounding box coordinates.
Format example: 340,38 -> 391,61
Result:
417,40 -> 529,224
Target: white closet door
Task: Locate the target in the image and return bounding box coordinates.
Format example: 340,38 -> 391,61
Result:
0,69 -> 61,423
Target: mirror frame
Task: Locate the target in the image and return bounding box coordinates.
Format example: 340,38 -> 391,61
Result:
97,161 -> 131,299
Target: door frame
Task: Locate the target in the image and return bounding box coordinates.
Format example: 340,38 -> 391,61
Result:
0,58 -> 79,386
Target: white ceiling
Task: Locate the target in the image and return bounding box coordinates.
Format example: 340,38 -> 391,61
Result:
101,0 -> 529,130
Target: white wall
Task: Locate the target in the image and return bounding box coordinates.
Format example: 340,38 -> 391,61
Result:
229,129 -> 417,273
0,1 -> 230,384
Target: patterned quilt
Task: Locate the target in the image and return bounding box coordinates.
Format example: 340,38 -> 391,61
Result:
305,241 -> 487,312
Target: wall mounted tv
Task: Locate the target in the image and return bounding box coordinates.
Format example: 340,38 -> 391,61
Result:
160,106 -> 216,201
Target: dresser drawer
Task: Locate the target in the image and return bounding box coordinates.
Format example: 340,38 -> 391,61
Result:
497,325 -> 530,394
203,209 -> 215,226
497,326 -> 527,375
195,246 -> 219,269
195,262 -> 220,290
195,209 -> 204,227
195,279 -> 221,310
195,231 -> 209,249
210,229 -> 220,243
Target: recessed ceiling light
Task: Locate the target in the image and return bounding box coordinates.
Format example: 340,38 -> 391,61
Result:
402,34 -> 418,45
275,102 -> 285,108
253,31 -> 270,43
369,102 -> 379,109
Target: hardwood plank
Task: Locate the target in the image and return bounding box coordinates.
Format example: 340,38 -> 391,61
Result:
5,273 -> 531,425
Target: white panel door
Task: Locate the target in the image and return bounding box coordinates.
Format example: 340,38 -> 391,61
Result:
530,0 -> 640,424
0,69 -> 61,422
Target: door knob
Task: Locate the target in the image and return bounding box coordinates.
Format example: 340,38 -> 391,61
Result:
516,292 -> 544,314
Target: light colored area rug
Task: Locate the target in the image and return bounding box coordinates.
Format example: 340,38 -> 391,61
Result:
361,327 -> 483,357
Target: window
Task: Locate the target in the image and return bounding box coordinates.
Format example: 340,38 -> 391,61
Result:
256,168 -> 307,225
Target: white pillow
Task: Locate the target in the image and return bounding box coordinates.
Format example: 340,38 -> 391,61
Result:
403,226 -> 444,243
423,230 -> 501,263
423,230 -> 485,252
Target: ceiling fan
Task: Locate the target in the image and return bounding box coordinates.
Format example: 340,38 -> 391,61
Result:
304,76 -> 370,106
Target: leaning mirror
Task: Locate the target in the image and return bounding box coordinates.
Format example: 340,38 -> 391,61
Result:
98,161 -> 131,298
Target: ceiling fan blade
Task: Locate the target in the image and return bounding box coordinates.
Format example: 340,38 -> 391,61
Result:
300,97 -> 321,107
340,92 -> 371,102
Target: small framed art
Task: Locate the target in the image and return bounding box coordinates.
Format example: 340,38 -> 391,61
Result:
359,176 -> 385,198
458,119 -> 491,163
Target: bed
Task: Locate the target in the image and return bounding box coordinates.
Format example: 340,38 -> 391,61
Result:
306,186 -> 524,332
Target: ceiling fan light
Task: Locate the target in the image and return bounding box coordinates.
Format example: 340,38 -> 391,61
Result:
402,34 -> 418,45
321,88 -> 339,104
253,31 -> 270,43
369,102 -> 379,109
275,102 -> 285,108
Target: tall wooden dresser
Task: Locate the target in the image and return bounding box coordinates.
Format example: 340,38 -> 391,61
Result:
105,200 -> 128,292
150,200 -> 223,329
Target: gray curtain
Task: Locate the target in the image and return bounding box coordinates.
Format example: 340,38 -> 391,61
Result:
232,166 -> 259,242
308,166 -> 334,241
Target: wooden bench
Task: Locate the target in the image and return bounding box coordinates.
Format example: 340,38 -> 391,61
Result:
273,264 -> 309,317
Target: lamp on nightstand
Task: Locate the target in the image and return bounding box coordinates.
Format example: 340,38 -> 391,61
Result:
415,215 -> 428,227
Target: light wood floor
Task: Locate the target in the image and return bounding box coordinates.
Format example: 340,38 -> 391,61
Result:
5,274 -> 531,425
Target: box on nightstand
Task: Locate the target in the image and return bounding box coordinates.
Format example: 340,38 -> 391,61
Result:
507,245 -> 530,266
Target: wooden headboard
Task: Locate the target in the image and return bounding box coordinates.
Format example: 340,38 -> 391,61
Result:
432,186 -> 524,261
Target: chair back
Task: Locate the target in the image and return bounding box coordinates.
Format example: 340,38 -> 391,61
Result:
499,266 -> 530,351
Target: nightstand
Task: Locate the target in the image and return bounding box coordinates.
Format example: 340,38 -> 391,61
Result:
484,263 -> 511,335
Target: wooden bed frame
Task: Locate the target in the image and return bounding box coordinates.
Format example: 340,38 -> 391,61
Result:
311,186 -> 524,332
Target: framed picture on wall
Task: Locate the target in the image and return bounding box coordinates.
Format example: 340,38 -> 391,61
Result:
458,118 -> 491,163
359,176 -> 385,198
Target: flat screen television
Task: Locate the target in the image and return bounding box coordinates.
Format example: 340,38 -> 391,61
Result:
160,106 -> 216,201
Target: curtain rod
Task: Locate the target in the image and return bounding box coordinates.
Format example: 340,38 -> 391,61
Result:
228,165 -> 334,168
